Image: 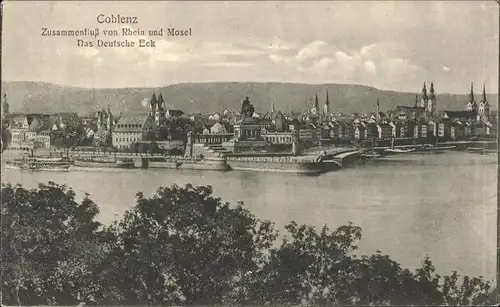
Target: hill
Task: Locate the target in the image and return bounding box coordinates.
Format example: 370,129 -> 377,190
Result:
1,81 -> 497,116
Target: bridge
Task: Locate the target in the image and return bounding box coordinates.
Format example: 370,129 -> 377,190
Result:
313,148 -> 363,168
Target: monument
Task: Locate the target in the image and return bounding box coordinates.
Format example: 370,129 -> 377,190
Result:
221,97 -> 270,153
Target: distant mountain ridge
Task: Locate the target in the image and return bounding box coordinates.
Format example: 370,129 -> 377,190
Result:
1,81 -> 497,116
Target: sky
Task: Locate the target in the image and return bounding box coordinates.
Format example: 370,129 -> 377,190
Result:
1,1 -> 499,94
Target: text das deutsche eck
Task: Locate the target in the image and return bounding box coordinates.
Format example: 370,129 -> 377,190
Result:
78,39 -> 156,48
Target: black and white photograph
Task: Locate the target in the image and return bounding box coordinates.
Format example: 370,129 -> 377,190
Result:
1,1 -> 498,305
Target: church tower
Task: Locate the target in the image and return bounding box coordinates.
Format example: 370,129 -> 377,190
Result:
157,92 -> 166,126
420,83 -> 428,108
427,82 -> 436,116
271,100 -> 276,113
323,89 -> 330,116
479,84 -> 490,121
465,82 -> 477,113
376,97 -> 380,120
311,93 -> 319,116
148,92 -> 157,118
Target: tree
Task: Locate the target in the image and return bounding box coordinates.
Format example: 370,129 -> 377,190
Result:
1,182 -> 494,306
1,182 -> 111,305
93,130 -> 111,148
50,114 -> 84,148
101,184 -> 278,305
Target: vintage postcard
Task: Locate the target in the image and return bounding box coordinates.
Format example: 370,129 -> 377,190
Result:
1,0 -> 498,305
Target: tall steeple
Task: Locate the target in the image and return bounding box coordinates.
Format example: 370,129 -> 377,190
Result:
271,100 -> 276,113
429,82 -> 435,99
421,82 -> 428,99
376,97 -> 380,120
479,84 -> 490,121
469,82 -> 475,102
314,93 -> 319,110
324,89 -> 330,116
157,92 -> 165,110
481,84 -> 487,103
466,82 -> 477,112
149,91 -> 157,116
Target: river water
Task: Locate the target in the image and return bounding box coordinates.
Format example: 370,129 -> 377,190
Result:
1,151 -> 497,282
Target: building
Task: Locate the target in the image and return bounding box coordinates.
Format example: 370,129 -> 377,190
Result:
450,121 -> 464,140
112,114 -> 155,149
478,85 -> 490,122
262,131 -> 293,144
437,120 -> 451,140
465,82 -> 478,114
323,89 -> 330,116
363,122 -> 378,139
396,95 -> 425,120
354,124 -> 365,140
377,123 -> 392,139
146,91 -> 184,128
419,82 -> 437,117
8,113 -> 52,150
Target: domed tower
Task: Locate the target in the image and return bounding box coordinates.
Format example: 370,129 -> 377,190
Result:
427,82 -> 436,116
419,83 -> 428,108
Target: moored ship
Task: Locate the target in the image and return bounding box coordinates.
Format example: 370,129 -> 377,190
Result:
5,157 -> 72,171
226,155 -> 324,174
178,156 -> 231,171
73,157 -> 135,168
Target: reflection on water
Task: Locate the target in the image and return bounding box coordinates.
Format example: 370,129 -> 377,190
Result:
1,151 -> 497,281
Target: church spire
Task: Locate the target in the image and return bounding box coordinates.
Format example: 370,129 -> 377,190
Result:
482,83 -> 487,102
325,89 -> 330,106
421,82 -> 428,99
271,100 -> 276,113
469,82 -> 475,101
429,82 -> 435,99
314,93 -> 319,110
150,92 -> 157,108
157,92 -> 165,110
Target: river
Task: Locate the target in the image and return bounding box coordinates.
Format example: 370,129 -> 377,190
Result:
1,151 -> 497,282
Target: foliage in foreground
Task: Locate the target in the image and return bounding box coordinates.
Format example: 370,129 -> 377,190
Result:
1,182 -> 494,305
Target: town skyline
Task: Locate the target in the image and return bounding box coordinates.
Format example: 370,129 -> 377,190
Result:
1,1 -> 498,94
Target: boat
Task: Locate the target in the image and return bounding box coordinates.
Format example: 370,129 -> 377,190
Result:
383,148 -> 416,154
148,156 -> 182,169
360,139 -> 382,160
73,157 -> 135,168
360,152 -> 383,160
178,157 -> 231,171
5,158 -> 72,171
226,155 -> 323,174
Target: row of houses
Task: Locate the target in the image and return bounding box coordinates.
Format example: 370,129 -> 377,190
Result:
4,112 -> 78,150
